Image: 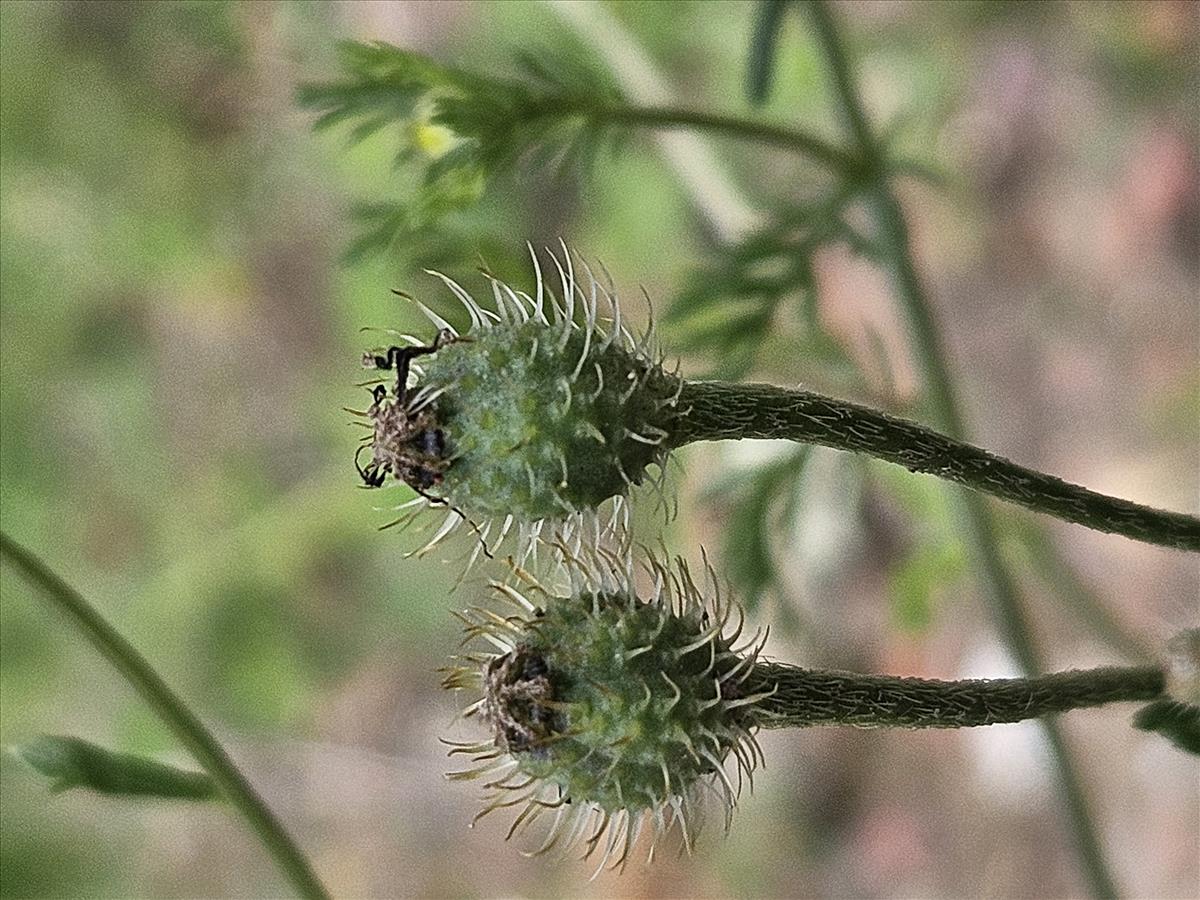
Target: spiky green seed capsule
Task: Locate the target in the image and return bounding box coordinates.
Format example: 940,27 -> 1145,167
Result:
358,248 -> 1200,554
487,589 -> 747,814
422,319 -> 675,521
358,250 -> 680,553
444,553 -> 765,867
444,551 -> 1174,865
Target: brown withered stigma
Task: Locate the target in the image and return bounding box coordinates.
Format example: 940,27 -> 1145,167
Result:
355,328 -> 456,492
483,646 -> 562,759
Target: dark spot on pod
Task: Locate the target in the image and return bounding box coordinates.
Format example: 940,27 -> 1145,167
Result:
412,429 -> 445,456
522,653 -> 548,680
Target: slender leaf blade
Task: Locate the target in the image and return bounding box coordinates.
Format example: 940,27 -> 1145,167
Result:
15,735 -> 218,801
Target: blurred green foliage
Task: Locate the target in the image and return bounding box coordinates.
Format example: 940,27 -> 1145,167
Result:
15,734 -> 217,799
666,191 -> 876,380
1,1 -> 1196,897
0,3 -> 467,894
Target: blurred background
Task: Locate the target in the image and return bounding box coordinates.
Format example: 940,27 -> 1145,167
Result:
1,1 -> 1196,897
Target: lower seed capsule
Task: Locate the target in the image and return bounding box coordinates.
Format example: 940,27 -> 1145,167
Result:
442,551 -> 768,868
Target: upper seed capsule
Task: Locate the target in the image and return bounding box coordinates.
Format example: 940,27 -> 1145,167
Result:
357,248 -> 681,553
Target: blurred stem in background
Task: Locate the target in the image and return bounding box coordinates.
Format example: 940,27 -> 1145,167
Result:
0,532 -> 330,900
530,96 -> 863,175
805,1 -> 1117,896
548,0 -> 1157,668
545,0 -> 759,243
549,1 -> 1138,894
1008,519 -> 1157,665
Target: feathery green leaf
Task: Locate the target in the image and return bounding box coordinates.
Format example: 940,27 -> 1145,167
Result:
667,193 -> 874,379
704,447 -> 813,613
299,42 -> 624,260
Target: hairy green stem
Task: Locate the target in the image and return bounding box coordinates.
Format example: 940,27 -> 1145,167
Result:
806,2 -> 1125,895
669,380 -> 1200,551
745,662 -> 1165,729
0,532 -> 330,900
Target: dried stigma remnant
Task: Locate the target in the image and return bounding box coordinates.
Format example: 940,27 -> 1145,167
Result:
354,244 -> 682,559
441,547 -> 769,873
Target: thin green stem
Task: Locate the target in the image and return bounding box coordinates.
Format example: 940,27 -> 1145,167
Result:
0,532 -> 330,900
745,662 -> 1165,729
669,380 -> 1200,551
805,2 -> 1123,896
747,0 -> 790,106
806,2 -> 877,160
529,98 -> 867,178
1010,519 -> 1158,664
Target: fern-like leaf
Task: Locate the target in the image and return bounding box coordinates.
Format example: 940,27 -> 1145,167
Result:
299,42 -> 625,259
667,192 -> 875,379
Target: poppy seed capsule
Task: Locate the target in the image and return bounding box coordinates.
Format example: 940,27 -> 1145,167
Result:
359,249 -> 681,552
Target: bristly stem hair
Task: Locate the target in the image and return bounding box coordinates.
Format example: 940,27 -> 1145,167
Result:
745,663 -> 1165,729
669,380 -> 1200,552
0,532 -> 330,900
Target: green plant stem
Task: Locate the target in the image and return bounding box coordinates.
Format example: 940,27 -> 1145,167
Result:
529,98 -> 867,177
805,2 -> 1124,895
747,0 -> 790,106
0,532 -> 330,900
670,380 -> 1200,551
1010,519 -> 1158,664
745,662 -> 1165,729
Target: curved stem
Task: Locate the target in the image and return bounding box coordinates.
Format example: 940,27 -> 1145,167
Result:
0,532 -> 330,900
527,98 -> 867,178
670,380 -> 1200,551
805,3 -> 1128,896
744,662 -> 1165,729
